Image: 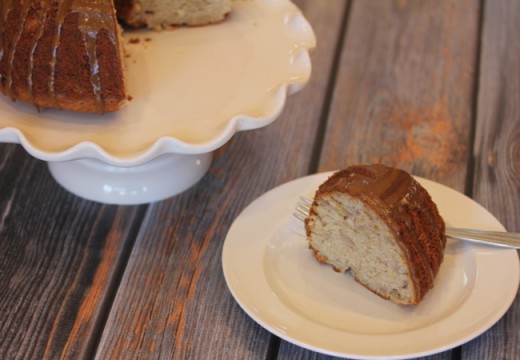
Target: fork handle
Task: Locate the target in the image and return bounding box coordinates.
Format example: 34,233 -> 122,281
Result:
447,227 -> 520,249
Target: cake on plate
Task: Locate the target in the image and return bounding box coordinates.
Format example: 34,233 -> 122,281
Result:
305,164 -> 446,305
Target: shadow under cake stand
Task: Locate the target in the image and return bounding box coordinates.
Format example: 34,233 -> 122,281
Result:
0,0 -> 315,205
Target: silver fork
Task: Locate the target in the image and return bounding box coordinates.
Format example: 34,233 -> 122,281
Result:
294,196 -> 520,249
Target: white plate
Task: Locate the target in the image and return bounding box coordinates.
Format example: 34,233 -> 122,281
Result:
222,172 -> 520,359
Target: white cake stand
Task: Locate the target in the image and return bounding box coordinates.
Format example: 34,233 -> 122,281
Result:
0,0 -> 315,204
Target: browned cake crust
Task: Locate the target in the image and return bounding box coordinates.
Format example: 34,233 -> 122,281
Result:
305,164 -> 446,304
0,0 -> 127,113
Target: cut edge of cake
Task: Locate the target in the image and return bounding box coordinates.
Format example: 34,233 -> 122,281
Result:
115,0 -> 232,30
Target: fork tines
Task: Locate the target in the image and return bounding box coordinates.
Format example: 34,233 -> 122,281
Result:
293,196 -> 312,222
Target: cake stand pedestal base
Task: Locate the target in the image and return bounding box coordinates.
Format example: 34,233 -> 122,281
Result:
48,152 -> 212,205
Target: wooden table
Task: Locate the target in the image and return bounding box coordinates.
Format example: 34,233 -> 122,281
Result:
0,0 -> 518,359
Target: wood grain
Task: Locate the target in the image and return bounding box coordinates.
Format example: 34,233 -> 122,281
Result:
461,0 -> 520,359
93,1 -> 347,359
318,0 -> 480,191
0,145 -> 145,359
472,0 -> 520,233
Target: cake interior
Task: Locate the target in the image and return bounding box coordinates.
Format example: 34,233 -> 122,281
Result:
308,193 -> 415,304
115,0 -> 232,29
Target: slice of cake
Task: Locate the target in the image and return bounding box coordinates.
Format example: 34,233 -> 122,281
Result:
115,0 -> 232,30
305,164 -> 446,305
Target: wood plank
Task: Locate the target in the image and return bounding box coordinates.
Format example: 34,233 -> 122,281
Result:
0,144 -> 145,359
461,0 -> 520,358
277,0 -> 481,359
472,0 -> 520,233
92,1 -> 347,358
318,0 -> 480,191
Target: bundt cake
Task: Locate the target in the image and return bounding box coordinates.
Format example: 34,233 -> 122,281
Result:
115,0 -> 232,30
0,0 -> 231,113
0,0 -> 128,113
305,164 -> 446,305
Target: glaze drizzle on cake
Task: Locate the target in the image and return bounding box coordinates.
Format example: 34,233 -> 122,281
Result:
0,0 -> 127,113
0,0 -> 232,113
